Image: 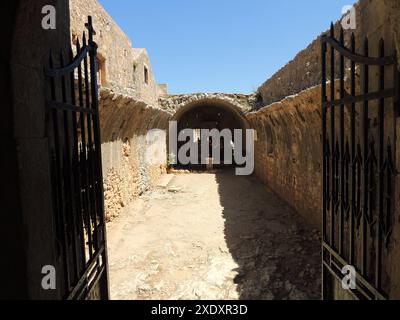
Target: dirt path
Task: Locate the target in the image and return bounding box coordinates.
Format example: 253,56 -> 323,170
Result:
107,171 -> 321,300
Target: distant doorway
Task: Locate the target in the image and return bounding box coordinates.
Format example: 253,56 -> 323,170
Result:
173,102 -> 249,171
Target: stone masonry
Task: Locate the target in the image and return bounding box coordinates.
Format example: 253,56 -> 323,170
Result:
159,93 -> 258,114
253,0 -> 400,230
257,0 -> 400,106
70,0 -> 164,106
99,87 -> 170,221
250,0 -> 400,298
70,0 -> 170,220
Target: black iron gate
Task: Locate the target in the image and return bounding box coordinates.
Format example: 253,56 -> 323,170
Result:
44,17 -> 109,300
322,24 -> 400,300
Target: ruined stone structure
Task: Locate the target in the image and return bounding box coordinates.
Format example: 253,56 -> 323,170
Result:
258,0 -> 400,106
70,0 -> 169,220
67,0 -> 400,230
3,0 -> 400,301
68,0 -> 265,220
70,0 -> 165,106
247,86 -> 322,228
252,0 -> 400,231
99,88 -> 170,220
160,93 -> 258,114
250,0 -> 400,298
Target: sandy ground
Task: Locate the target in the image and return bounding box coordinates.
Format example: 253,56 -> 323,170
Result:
107,170 -> 321,300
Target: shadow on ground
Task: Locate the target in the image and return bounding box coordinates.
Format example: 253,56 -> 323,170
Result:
215,169 -> 321,300
107,169 -> 321,300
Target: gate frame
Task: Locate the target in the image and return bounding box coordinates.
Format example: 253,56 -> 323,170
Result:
44,16 -> 109,300
321,23 -> 400,300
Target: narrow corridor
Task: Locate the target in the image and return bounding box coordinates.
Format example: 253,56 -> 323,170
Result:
107,171 -> 321,300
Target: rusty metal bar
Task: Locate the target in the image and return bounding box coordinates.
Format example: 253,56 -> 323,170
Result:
350,33 -> 356,266
375,38 -> 385,290
339,28 -> 345,255
330,24 -> 336,249
321,34 -> 328,300
361,38 -> 369,276
49,52 -> 71,293
45,17 -> 108,300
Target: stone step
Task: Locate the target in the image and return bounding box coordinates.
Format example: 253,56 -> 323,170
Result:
156,174 -> 175,189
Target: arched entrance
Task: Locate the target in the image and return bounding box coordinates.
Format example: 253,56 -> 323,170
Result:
170,99 -> 250,170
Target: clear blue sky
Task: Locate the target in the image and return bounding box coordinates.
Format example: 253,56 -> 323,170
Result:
98,0 -> 357,94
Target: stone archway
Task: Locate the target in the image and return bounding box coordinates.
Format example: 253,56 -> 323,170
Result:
169,97 -> 251,170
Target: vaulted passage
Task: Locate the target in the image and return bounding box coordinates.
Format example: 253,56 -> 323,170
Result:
107,171 -> 321,300
172,100 -> 250,170
5,0 -> 400,301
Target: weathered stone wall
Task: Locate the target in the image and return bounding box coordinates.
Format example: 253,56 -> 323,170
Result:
257,0 -> 399,106
247,86 -> 323,228
132,48 -> 160,106
386,0 -> 400,68
71,0 -> 169,220
253,0 -> 400,228
160,93 -> 258,114
8,0 -> 72,300
70,0 -> 161,106
70,0 -> 134,89
158,84 -> 169,97
99,87 -> 170,221
250,0 -> 400,298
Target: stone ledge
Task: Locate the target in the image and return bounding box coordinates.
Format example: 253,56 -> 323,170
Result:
159,92 -> 259,114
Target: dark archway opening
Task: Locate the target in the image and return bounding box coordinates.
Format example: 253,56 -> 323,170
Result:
173,102 -> 248,171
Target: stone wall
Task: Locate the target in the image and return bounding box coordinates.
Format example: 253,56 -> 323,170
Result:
132,48 -> 160,106
158,84 -> 169,97
70,0 -> 134,89
249,0 -> 400,298
252,0 -> 400,229
8,0 -> 72,300
160,93 -> 258,114
70,0 -> 169,220
257,0 -> 399,106
99,87 -> 170,221
386,0 -> 400,68
70,0 -> 161,106
247,86 -> 323,228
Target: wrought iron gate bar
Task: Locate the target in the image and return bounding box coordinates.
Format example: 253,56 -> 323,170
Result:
330,24 -> 335,250
324,36 -> 396,65
48,51 -> 72,291
322,33 -> 328,249
322,243 -> 386,300
46,100 -> 98,114
45,16 -> 109,300
67,244 -> 105,300
45,45 -> 92,77
322,23 -> 399,300
322,261 -> 381,300
349,33 -> 356,267
76,263 -> 106,300
361,37 -> 369,276
322,89 -> 396,107
339,28 -> 345,256
375,39 -> 385,290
